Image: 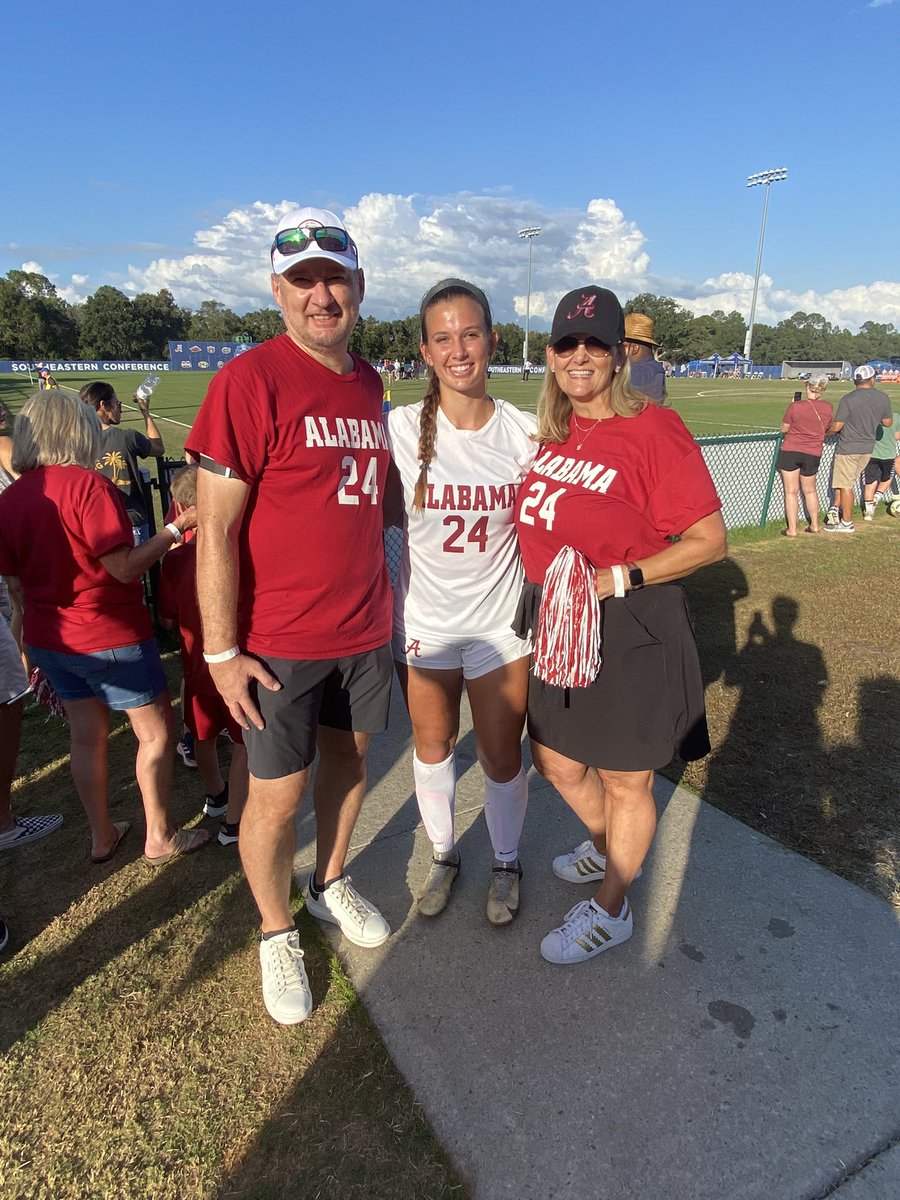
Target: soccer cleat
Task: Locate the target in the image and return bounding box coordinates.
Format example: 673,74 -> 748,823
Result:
416,855 -> 460,918
486,860 -> 522,926
304,873 -> 390,948
864,502 -> 875,522
176,734 -> 197,768
259,930 -> 312,1025
203,784 -> 228,818
218,821 -> 239,846
552,838 -> 641,884
824,506 -> 839,528
540,897 -> 633,965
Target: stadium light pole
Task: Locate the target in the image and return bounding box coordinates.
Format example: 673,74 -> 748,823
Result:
518,226 -> 541,375
743,167 -> 787,361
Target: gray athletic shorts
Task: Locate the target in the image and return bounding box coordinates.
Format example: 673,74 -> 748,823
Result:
243,644 -> 393,780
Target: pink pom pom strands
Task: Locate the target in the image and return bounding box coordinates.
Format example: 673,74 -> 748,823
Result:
533,547 -> 602,688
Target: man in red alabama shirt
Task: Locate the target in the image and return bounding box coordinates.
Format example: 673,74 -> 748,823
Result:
187,207 -> 394,1025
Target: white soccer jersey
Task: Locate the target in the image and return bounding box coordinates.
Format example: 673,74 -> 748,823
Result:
387,398 -> 538,639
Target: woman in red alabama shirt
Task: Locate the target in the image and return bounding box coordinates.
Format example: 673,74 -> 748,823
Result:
0,391 -> 207,865
513,286 -> 727,968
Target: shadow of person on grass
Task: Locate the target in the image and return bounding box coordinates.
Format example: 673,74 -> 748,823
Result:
821,675 -> 900,898
702,594 -> 828,845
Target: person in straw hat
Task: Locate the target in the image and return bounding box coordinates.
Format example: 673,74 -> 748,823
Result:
623,312 -> 667,404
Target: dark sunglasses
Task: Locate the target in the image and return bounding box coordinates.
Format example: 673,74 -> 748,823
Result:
553,336 -> 612,358
272,224 -> 351,257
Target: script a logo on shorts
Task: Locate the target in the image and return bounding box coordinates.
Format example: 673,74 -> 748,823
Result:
568,293 -> 597,321
404,639 -> 422,658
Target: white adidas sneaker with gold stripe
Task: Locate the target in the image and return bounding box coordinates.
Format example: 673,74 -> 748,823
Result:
540,897 -> 633,964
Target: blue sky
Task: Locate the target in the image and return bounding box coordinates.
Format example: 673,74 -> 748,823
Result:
3,0 -> 898,332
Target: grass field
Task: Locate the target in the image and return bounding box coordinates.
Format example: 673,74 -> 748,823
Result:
1,365 -> 898,1198
3,370 -> 899,461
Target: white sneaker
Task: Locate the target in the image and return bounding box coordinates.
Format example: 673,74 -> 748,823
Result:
864,502 -> 875,521
305,873 -> 390,948
825,506 -> 839,528
552,838 -> 642,883
259,930 -> 312,1025
540,898 -> 633,965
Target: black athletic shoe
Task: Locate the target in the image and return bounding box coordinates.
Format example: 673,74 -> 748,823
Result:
218,821 -> 240,846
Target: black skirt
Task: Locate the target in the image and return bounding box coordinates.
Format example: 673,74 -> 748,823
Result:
514,581 -> 710,772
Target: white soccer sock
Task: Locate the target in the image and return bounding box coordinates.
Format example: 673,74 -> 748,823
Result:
483,767 -> 529,863
413,751 -> 456,854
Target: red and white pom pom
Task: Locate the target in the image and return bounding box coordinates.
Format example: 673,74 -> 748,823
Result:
28,667 -> 68,721
533,546 -> 603,688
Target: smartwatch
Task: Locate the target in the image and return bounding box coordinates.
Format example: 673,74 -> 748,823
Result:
627,563 -> 645,591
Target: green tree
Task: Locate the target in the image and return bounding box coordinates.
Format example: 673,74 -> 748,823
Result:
0,270 -> 80,359
188,300 -> 241,342
623,293 -> 693,360
132,289 -> 190,358
240,308 -> 284,344
492,322 -> 524,365
80,286 -> 139,358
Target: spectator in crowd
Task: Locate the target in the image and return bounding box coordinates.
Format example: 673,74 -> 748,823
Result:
825,366 -> 892,533
158,465 -> 248,846
776,375 -> 833,535
80,380 -> 165,544
863,407 -> 900,519
187,207 -> 393,1026
623,313 -> 667,404
0,612 -> 63,851
513,286 -> 725,966
387,279 -> 537,923
0,390 -> 209,865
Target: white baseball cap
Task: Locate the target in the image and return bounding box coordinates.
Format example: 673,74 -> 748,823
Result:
270,207 -> 359,276
854,364 -> 876,381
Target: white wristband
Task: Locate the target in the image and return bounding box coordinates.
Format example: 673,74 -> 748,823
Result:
202,646 -> 240,664
164,522 -> 183,544
610,564 -> 626,598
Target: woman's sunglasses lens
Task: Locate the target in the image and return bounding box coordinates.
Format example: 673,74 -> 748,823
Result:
554,337 -> 578,355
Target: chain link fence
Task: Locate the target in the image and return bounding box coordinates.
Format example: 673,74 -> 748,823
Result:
142,427 -> 897,618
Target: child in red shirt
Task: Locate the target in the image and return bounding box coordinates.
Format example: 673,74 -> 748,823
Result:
158,466 -> 247,845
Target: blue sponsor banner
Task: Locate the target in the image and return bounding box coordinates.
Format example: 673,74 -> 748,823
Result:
486,364 -> 546,375
0,360 -> 170,374
167,340 -> 257,371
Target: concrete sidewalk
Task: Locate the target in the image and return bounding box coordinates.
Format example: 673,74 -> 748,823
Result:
294,690 -> 900,1200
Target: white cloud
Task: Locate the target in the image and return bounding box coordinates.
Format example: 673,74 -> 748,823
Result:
672,271 -> 900,330
868,0 -> 895,8
15,192 -> 899,334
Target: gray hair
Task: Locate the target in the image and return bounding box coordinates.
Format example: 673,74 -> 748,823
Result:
12,389 -> 101,473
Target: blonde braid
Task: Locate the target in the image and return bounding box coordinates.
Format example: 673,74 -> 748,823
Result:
412,373 -> 441,511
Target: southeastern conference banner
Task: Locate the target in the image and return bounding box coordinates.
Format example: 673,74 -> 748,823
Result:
167,341 -> 257,371
0,360 -> 170,374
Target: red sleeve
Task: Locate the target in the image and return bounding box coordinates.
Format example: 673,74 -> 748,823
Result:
79,477 -> 135,557
646,441 -> 722,538
781,403 -> 794,424
185,366 -> 269,483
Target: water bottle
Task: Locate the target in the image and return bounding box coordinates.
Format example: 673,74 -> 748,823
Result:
135,373 -> 160,402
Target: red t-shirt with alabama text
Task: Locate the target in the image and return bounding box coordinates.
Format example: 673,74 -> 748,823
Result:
515,405 -> 721,583
0,466 -> 151,652
185,335 -> 392,659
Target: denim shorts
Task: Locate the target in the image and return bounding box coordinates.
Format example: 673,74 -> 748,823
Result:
27,638 -> 167,711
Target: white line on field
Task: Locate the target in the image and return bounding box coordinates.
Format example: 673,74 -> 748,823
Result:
120,402 -> 193,429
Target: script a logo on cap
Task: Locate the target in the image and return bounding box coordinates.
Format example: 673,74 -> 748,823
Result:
568,293 -> 597,320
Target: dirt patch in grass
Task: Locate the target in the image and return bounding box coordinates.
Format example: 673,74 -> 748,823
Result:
674,519 -> 899,907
